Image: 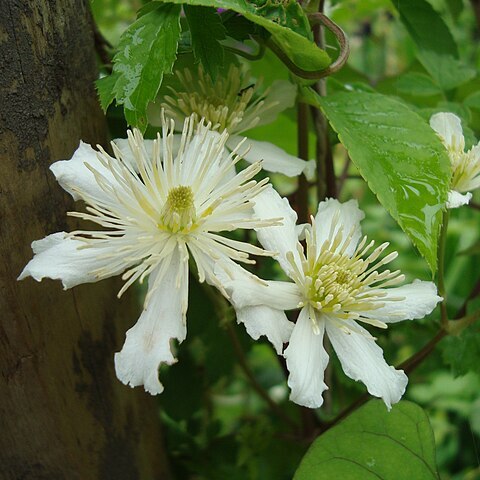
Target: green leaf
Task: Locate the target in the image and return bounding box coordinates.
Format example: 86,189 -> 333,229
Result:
391,0 -> 474,90
294,400 -> 439,480
185,6 -> 226,81
157,0 -> 331,72
302,88 -> 451,272
111,3 -> 181,130
464,91 -> 480,110
96,72 -> 120,111
442,324 -> 480,377
394,72 -> 442,97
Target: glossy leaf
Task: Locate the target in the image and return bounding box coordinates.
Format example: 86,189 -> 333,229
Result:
303,88 -> 451,272
157,0 -> 331,72
185,6 -> 226,81
391,0 -> 475,90
96,72 -> 120,111
294,400 -> 439,480
109,4 -> 181,130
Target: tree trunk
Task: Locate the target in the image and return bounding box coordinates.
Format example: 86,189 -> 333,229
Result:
0,1 -> 171,479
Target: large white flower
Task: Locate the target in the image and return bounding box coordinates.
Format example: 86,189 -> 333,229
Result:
148,64 -> 315,179
220,188 -> 442,409
430,112 -> 480,208
19,115 -> 279,395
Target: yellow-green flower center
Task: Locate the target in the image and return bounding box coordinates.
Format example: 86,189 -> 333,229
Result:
287,217 -> 405,333
162,65 -> 261,133
160,185 -> 196,233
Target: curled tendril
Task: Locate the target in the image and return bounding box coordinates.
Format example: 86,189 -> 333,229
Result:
263,13 -> 349,80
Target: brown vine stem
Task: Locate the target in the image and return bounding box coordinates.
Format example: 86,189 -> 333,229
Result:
264,13 -> 349,80
296,102 -> 311,224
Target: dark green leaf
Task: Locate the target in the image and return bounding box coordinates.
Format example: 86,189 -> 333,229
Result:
157,0 -> 331,72
464,91 -> 480,110
111,3 -> 181,130
303,88 -> 451,272
394,72 -> 442,97
96,72 -> 120,111
391,0 -> 474,90
294,400 -> 439,480
442,324 -> 480,377
185,6 -> 226,81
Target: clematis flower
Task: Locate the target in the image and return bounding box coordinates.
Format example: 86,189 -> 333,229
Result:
148,64 -> 315,179
430,112 -> 480,208
220,188 -> 442,409
19,114 -> 279,395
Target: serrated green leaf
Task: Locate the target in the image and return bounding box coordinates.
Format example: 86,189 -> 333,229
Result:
394,72 -> 441,97
111,3 -> 181,130
185,6 -> 226,81
96,73 -> 120,111
303,88 -> 451,272
391,0 -> 475,90
442,324 -> 480,377
294,400 -> 439,480
157,0 -> 331,72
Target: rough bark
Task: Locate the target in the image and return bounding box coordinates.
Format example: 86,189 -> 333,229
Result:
0,1 -> 171,479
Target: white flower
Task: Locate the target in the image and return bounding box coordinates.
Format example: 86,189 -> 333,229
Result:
148,64 -> 315,179
430,112 -> 480,208
18,115 -> 279,395
220,188 -> 442,409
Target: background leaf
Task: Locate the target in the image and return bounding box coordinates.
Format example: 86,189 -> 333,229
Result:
303,88 -> 451,272
108,3 -> 181,130
294,400 -> 439,480
185,6 -> 226,81
391,0 -> 475,90
158,0 -> 331,72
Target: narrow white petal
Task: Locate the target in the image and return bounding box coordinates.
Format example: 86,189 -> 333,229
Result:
447,189 -> 472,208
227,136 -> 315,179
115,252 -> 188,395
236,306 -> 294,354
314,198 -> 364,256
284,308 -> 329,408
359,280 -> 442,323
253,186 -> 303,278
239,80 -> 297,130
430,112 -> 465,150
113,138 -> 156,170
50,141 -> 120,203
18,232 -> 128,289
326,319 -> 407,409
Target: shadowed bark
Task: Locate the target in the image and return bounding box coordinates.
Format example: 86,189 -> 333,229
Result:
0,1 -> 171,478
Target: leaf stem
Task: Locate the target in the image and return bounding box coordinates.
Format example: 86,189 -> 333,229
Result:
437,210 -> 450,328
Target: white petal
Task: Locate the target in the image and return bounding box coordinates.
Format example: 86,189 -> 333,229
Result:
112,138 -> 156,171
314,198 -> 364,257
236,305 -> 294,354
430,112 -> 465,151
239,80 -> 297,131
447,189 -> 472,208
50,141 -> 119,204
227,136 -> 315,179
253,186 -> 303,278
326,319 -> 407,409
359,280 -> 442,323
284,308 -> 329,408
18,232 -> 128,289
115,252 -> 188,395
